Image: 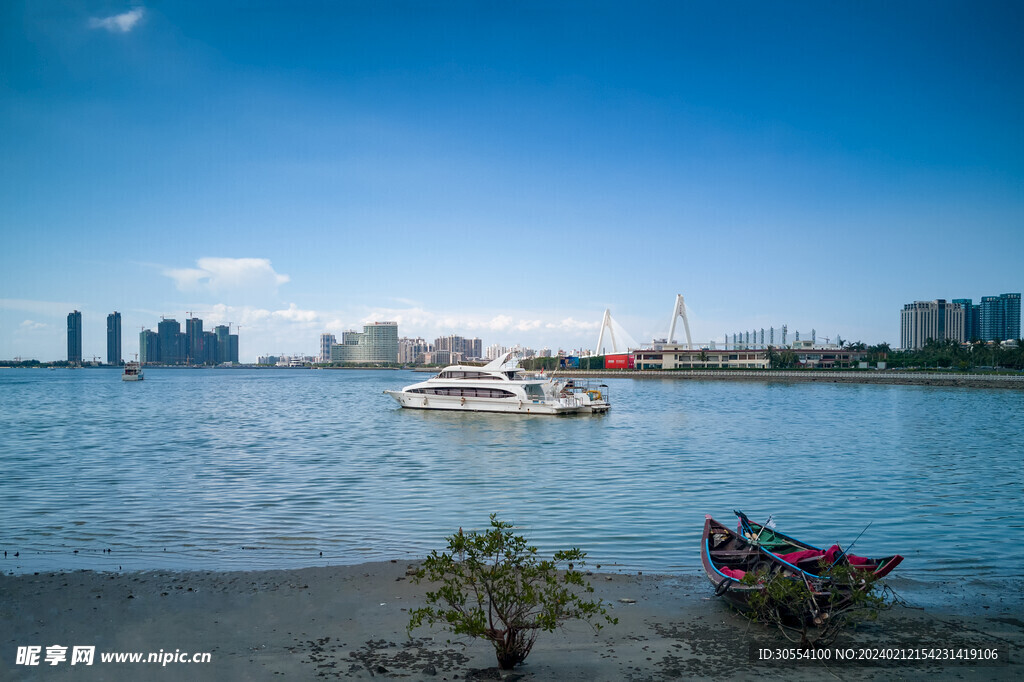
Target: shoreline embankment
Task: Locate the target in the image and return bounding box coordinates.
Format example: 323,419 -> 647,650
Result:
555,369 -> 1024,389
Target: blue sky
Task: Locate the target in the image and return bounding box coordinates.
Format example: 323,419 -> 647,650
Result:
2,1 -> 1022,361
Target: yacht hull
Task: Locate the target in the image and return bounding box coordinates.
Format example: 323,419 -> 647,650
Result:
384,390 -> 580,415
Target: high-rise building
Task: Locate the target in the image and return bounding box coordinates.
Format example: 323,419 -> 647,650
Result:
1006,293 -> 1022,340
106,312 -> 122,365
900,300 -> 965,350
330,321 -> 399,363
67,310 -> 82,364
202,331 -> 218,365
158,318 -> 184,364
398,337 -> 430,364
139,330 -> 160,364
433,334 -> 482,359
185,317 -> 203,365
952,299 -> 980,341
320,333 -> 336,363
229,333 -> 239,363
979,293 -> 1021,342
214,325 -> 231,364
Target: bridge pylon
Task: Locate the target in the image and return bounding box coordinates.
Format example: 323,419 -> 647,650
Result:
596,309 -> 620,355
668,294 -> 693,350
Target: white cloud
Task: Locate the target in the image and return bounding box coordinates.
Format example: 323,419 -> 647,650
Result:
89,8 -> 145,33
18,320 -> 48,331
486,315 -> 514,331
164,258 -> 290,294
272,303 -> 318,323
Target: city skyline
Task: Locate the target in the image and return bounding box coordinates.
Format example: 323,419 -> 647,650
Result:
3,2 -> 1023,362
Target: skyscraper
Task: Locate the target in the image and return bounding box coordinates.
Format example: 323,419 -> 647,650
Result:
185,317 -> 203,365
139,330 -> 160,364
215,325 -> 231,364
979,293 -> 1021,341
320,333 -> 336,363
106,312 -> 122,365
1007,293 -> 1022,340
952,299 -> 979,341
157,318 -> 184,364
67,310 -> 82,364
899,300 -> 965,350
202,331 -> 218,365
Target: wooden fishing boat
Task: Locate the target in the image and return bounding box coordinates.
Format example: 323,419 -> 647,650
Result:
701,514 -> 903,623
733,510 -> 903,580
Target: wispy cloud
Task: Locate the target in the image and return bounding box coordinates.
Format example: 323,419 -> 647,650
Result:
358,306 -> 594,341
545,317 -> 600,332
164,258 -> 290,294
18,320 -> 48,331
89,8 -> 145,33
0,299 -> 79,316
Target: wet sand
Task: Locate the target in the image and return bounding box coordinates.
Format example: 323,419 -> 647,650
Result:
1,561 -> 1020,680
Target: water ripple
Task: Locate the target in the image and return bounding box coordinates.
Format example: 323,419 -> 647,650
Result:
1,369 -> 1022,584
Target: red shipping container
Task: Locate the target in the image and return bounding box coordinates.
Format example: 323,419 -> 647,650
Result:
605,354 -> 634,369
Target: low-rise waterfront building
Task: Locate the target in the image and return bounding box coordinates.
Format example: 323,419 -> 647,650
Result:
630,344 -> 866,370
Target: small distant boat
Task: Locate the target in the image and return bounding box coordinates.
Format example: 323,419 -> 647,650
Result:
701,513 -> 903,621
122,360 -> 144,381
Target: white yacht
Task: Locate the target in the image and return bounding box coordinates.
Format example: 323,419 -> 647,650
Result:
385,352 -> 586,415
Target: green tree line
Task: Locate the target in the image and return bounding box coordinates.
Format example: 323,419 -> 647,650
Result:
883,338 -> 1024,371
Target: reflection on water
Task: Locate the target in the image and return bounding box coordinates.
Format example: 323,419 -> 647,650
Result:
1,369 -> 1022,589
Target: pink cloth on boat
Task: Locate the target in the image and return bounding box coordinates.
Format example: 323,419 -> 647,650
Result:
775,545 -> 874,567
777,548 -> 824,564
719,566 -> 746,580
824,544 -> 872,566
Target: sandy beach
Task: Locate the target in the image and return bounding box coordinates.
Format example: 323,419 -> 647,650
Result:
2,561 -> 1019,681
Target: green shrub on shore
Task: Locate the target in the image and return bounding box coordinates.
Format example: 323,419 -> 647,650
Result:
741,561 -> 893,648
407,514 -> 617,669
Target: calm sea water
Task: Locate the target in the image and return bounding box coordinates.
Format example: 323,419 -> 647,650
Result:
2,368 -> 1022,590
